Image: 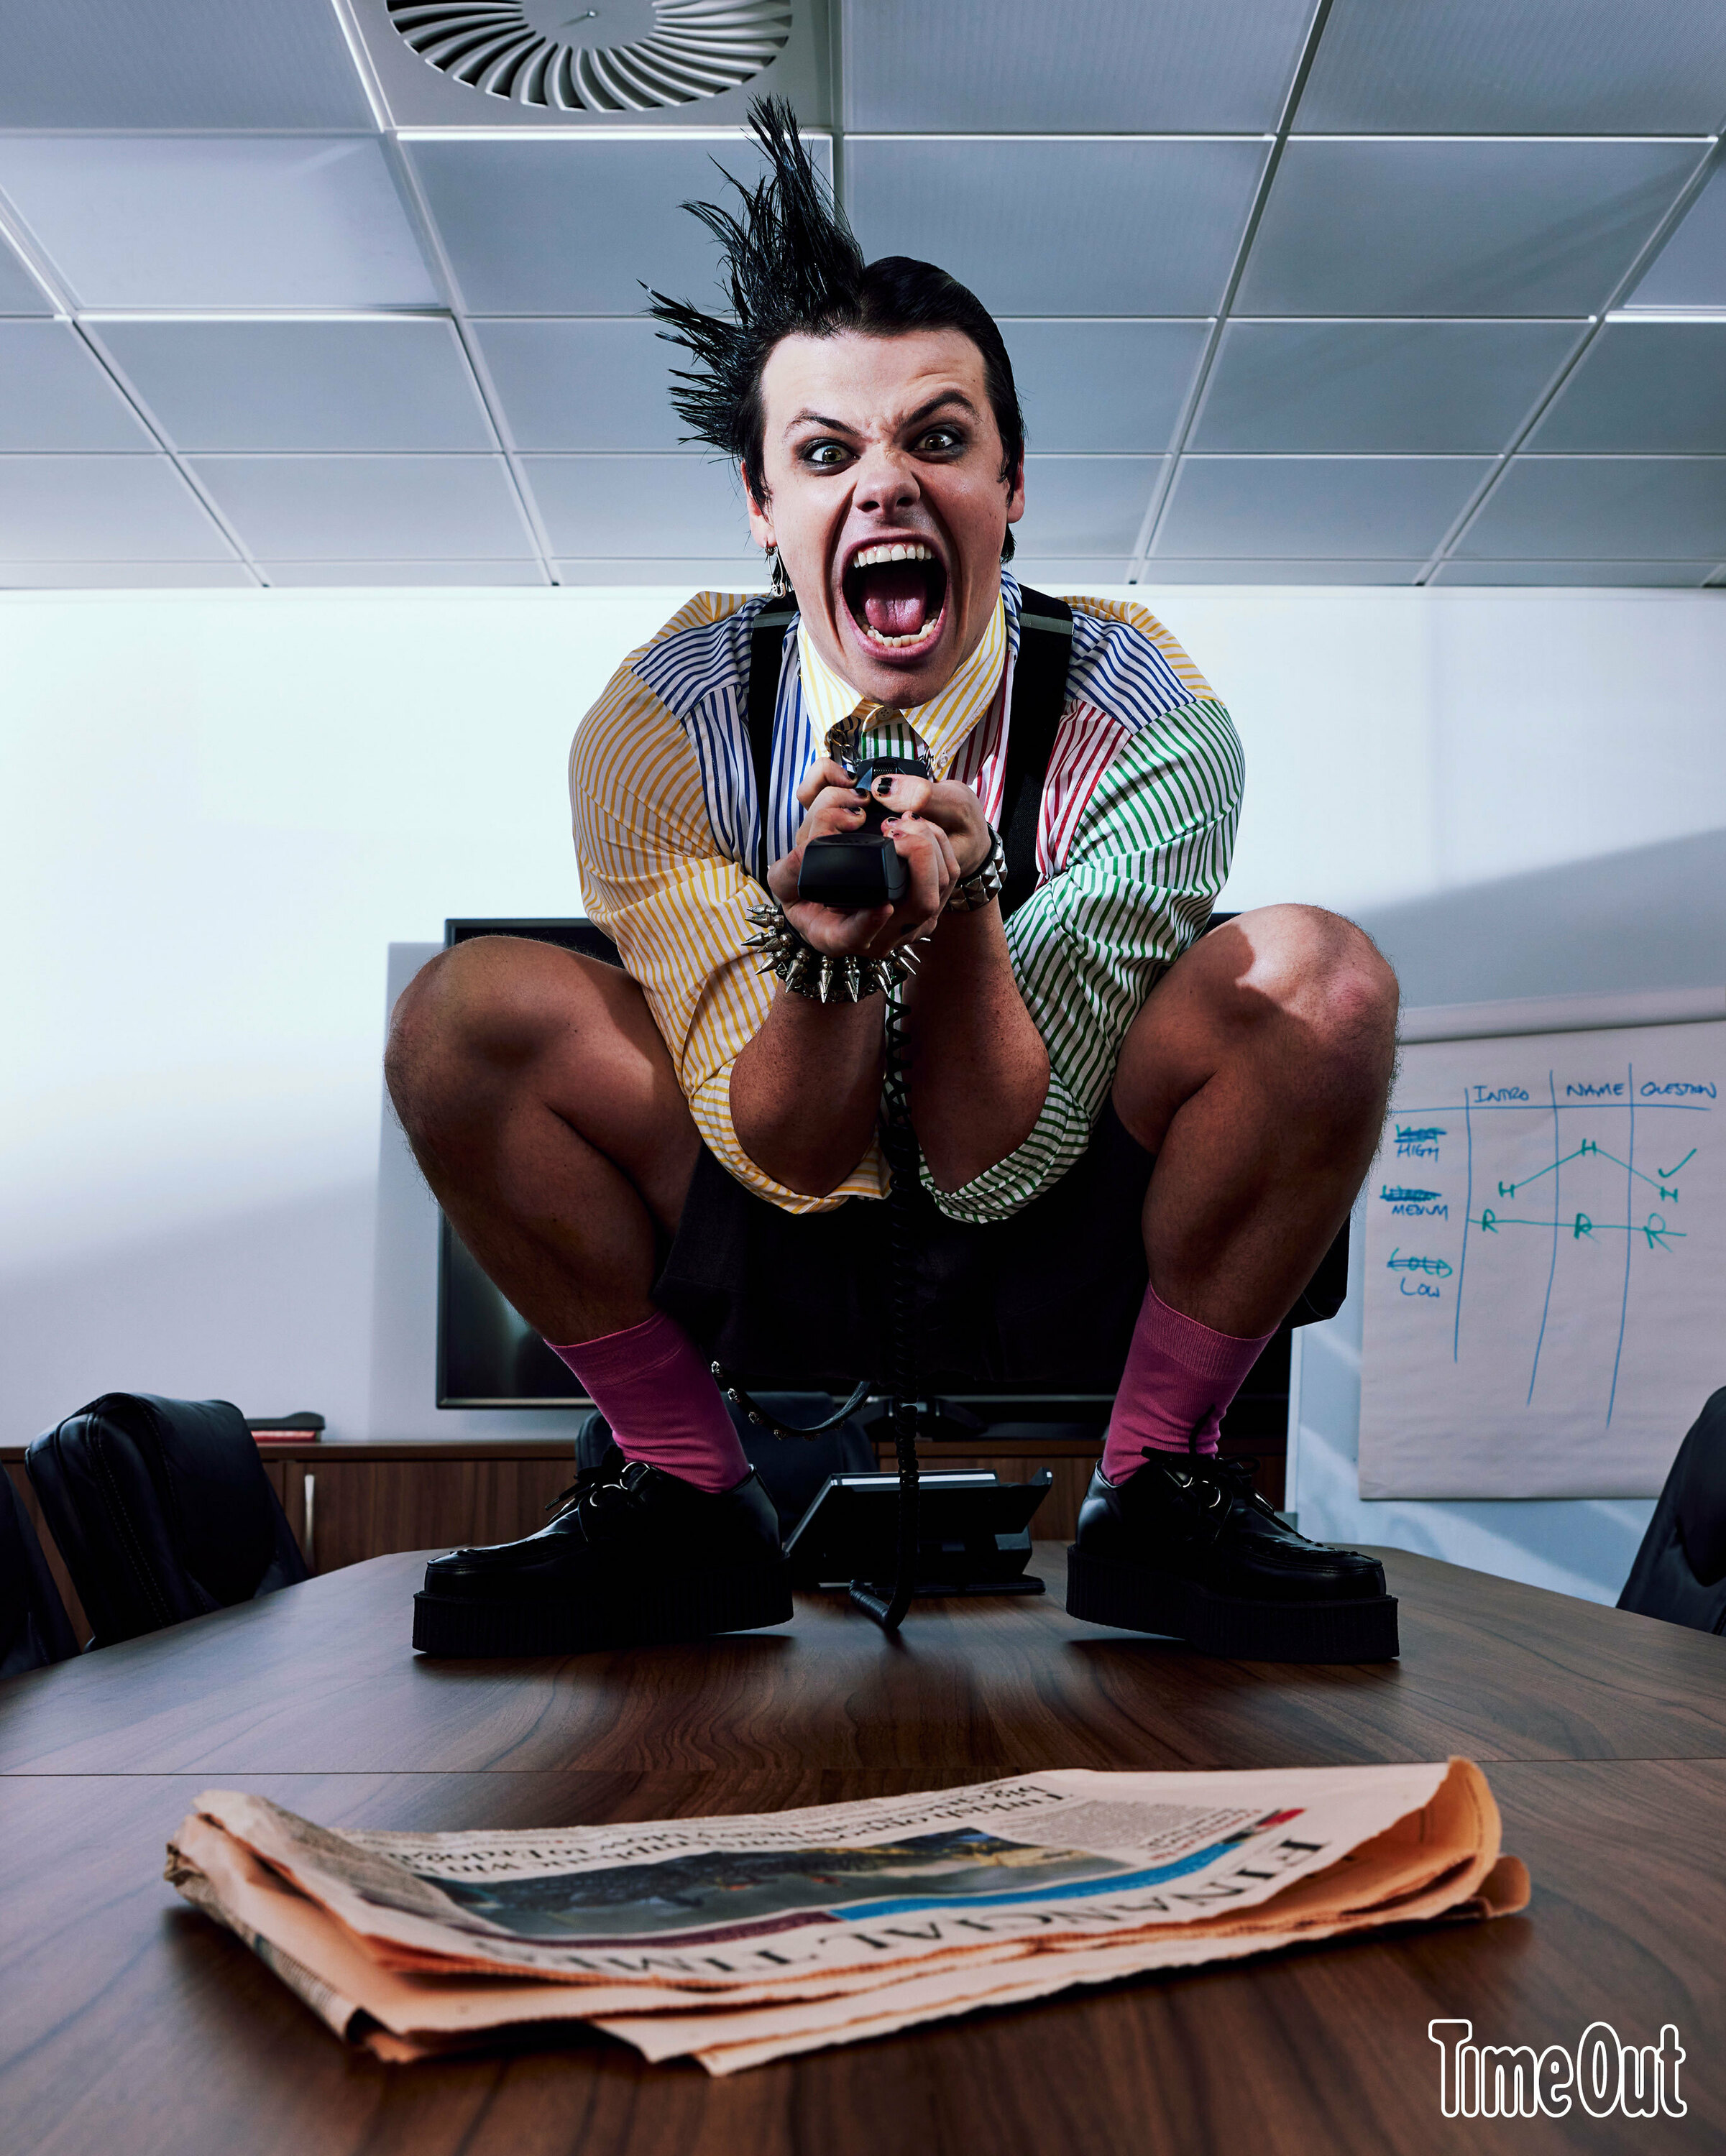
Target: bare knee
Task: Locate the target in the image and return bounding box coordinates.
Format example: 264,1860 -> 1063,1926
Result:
384,936 -> 601,1142
1234,906 -> 1397,1059
1170,907 -> 1397,1136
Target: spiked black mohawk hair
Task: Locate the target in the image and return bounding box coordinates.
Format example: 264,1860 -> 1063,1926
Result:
645,97 -> 1024,546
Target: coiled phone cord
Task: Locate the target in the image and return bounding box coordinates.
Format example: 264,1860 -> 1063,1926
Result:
714,972 -> 921,1634
845,976 -> 919,1632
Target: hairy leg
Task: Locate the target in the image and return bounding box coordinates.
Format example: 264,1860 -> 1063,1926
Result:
385,936 -> 699,1345
1112,906 -> 1399,1337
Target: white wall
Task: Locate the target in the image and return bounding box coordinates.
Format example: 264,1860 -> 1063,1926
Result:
3,585 -> 1722,1538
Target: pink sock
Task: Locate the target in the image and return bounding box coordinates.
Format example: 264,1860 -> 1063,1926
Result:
1101,1281 -> 1275,1481
548,1310 -> 750,1494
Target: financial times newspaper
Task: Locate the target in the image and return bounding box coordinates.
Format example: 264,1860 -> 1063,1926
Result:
167,1761 -> 1528,2070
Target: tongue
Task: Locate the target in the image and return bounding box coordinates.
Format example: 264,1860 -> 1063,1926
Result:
861,563 -> 930,638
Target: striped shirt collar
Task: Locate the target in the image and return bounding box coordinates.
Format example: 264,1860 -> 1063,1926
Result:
796,593 -> 1008,777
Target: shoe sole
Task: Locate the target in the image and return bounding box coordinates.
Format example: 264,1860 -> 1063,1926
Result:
1065,1548 -> 1399,1663
412,1561 -> 794,1658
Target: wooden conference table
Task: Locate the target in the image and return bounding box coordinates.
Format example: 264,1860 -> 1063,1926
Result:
2,1544 -> 1722,2156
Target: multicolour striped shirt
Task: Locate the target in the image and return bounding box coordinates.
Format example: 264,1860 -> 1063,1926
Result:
569,569 -> 1242,1222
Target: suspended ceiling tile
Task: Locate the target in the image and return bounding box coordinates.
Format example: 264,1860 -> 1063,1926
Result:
1626,165 -> 1726,309
93,318 -> 492,452
1193,321 -> 1582,453
259,561 -> 549,586
0,0 -> 374,129
1154,456 -> 1490,558
1139,561 -> 1424,584
1236,139 -> 1704,318
1017,456 -> 1161,554
0,561 -> 257,589
1459,456 -> 1726,558
553,559 -> 771,587
0,454 -> 234,559
405,134 -> 827,318
1011,559 -> 1134,589
1431,559 -> 1716,586
1298,0 -> 1726,134
471,319 -> 685,451
845,138 -> 1268,318
843,0 -> 1313,132
1528,322 -> 1726,453
0,322 -> 155,450
187,454 -> 535,558
0,138 -> 436,309
0,233 -> 51,315
524,455 -> 754,556
1002,322 -> 1209,453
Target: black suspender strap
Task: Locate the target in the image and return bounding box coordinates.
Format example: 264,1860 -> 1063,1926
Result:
745,598 -> 798,885
997,586 -> 1073,919
742,587 -> 1072,911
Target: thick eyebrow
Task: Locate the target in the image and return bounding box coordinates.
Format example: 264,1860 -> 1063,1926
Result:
781,389 -> 982,439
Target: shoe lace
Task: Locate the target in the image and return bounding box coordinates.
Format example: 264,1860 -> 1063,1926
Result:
1142,1447 -> 1257,1501
544,1454 -> 635,1524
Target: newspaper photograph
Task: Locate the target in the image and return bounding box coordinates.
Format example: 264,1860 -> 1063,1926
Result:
166,1760 -> 1530,2070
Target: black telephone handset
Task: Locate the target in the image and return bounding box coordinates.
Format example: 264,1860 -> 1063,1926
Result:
796,754 -> 932,910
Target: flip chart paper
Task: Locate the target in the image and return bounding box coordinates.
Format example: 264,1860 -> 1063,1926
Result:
1359,1020 -> 1723,1498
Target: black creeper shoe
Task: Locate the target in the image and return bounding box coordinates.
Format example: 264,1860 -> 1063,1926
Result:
1065,1449 -> 1398,1662
413,1443 -> 792,1657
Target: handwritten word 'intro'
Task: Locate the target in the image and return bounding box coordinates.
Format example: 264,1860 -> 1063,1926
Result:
1472,1085 -> 1530,1103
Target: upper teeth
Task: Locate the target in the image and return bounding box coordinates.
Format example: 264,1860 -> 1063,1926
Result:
853,542 -> 935,568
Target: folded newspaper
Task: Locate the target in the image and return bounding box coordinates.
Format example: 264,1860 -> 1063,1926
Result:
166,1761 -> 1528,2073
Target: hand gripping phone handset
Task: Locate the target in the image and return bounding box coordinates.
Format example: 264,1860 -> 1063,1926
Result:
795,754 -> 932,910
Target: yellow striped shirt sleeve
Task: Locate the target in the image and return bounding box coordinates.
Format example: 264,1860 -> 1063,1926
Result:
569,599 -> 886,1214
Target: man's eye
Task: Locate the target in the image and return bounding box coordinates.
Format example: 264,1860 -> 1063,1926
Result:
802,441 -> 850,468
917,427 -> 965,453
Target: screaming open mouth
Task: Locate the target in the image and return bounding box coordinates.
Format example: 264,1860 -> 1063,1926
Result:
843,541 -> 948,651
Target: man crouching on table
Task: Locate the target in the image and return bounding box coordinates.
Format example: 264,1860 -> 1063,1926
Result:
390,101 -> 1399,1662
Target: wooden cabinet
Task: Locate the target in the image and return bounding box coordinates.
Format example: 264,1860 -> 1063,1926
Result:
257,1447 -> 578,1575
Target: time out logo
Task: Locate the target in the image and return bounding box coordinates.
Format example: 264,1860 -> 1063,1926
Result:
1428,2020 -> 1687,2119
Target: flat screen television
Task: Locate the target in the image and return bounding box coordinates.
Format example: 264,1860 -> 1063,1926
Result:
433,917 -> 1291,1433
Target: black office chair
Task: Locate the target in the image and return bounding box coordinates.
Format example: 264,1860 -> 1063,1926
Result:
25,1393 -> 310,1649
1617,1387 -> 1726,1634
0,1469 -> 79,1674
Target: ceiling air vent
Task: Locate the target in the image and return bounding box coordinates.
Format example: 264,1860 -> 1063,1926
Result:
386,0 -> 794,112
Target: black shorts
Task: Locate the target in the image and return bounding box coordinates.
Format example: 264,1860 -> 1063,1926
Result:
651,1103 -> 1156,1397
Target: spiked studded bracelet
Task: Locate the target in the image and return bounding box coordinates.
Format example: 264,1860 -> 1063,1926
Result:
945,826 -> 1006,913
744,899 -> 921,1005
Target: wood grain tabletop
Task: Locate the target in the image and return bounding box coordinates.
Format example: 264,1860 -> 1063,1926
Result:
2,1544 -> 1721,2154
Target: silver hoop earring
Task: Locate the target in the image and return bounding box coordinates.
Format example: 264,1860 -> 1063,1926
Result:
767,547 -> 791,599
